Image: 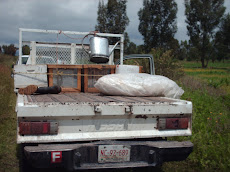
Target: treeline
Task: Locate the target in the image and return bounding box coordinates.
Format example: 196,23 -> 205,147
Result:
0,45 -> 30,56
96,0 -> 230,68
0,44 -> 17,56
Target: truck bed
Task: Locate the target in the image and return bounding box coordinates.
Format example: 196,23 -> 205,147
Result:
16,93 -> 192,143
26,92 -> 177,104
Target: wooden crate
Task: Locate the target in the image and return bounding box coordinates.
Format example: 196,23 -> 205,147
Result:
48,65 -> 83,92
84,64 -> 116,93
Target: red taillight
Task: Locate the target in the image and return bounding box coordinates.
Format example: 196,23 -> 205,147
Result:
158,118 -> 189,130
19,122 -> 58,135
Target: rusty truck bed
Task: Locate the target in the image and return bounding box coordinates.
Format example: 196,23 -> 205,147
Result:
26,93 -> 177,104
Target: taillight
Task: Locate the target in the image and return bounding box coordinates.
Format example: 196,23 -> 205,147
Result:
19,122 -> 58,135
158,118 -> 189,130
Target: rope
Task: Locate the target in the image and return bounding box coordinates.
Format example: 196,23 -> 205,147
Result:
58,30 -> 99,40
13,72 -> 107,77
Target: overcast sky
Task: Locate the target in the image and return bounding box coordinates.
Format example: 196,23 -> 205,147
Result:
0,0 -> 229,47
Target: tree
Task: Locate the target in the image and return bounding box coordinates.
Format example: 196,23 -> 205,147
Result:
178,40 -> 190,60
95,0 -> 107,33
214,13 -> 230,62
95,0 -> 129,44
124,32 -> 137,54
2,44 -> 17,56
0,46 -> 2,53
185,0 -> 225,68
138,0 -> 177,52
22,45 -> 30,55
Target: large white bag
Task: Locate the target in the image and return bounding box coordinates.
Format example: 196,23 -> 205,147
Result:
94,73 -> 184,99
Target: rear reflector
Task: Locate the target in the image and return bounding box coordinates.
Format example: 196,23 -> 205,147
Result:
158,118 -> 189,130
19,122 -> 58,135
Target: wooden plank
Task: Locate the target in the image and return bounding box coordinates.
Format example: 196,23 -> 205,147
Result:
84,68 -> 88,93
61,88 -> 80,92
83,65 -> 116,93
84,64 -> 116,69
47,65 -> 82,92
48,64 -> 83,69
48,68 -> 53,86
77,68 -> 81,91
87,88 -> 100,93
111,68 -> 115,74
139,66 -> 143,73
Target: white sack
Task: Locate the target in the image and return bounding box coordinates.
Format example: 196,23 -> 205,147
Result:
94,73 -> 184,99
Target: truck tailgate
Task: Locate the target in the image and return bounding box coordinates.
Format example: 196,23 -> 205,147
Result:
17,93 -> 192,143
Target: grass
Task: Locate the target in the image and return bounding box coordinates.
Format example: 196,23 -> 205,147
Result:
182,60 -> 230,69
0,54 -> 18,171
165,87 -> 230,171
182,62 -> 230,94
163,60 -> 230,171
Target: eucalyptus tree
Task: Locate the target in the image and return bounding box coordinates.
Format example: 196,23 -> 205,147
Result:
138,0 -> 178,52
185,0 -> 225,67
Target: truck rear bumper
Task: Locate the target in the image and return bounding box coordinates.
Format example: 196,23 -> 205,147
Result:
24,140 -> 193,170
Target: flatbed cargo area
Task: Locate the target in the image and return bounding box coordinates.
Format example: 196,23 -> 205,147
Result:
26,93 -> 178,104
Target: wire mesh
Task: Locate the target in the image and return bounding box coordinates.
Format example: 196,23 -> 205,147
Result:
75,47 -> 91,64
35,44 -> 91,64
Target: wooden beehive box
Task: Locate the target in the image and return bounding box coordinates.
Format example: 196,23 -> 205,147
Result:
84,64 -> 116,93
48,65 -> 83,92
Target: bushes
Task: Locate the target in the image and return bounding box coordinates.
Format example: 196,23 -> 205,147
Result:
150,48 -> 184,80
1,44 -> 17,56
124,48 -> 184,80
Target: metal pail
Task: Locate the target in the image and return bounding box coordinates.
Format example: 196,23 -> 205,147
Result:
89,37 -> 109,63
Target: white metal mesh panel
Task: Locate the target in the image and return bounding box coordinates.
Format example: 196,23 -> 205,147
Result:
75,47 -> 91,64
36,46 -> 71,64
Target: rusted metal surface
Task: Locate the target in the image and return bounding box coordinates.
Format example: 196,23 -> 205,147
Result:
135,115 -> 148,119
26,93 -> 177,104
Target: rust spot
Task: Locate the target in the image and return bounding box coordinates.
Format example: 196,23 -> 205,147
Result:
135,115 -> 148,119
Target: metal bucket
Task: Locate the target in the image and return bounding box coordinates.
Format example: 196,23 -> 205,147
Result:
89,37 -> 109,63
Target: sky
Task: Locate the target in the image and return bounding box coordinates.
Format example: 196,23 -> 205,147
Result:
0,0 -> 230,47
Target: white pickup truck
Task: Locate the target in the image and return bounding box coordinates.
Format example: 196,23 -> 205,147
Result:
15,28 -> 193,171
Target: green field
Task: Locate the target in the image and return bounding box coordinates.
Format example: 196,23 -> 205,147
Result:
163,61 -> 230,171
0,55 -> 229,171
182,61 -> 230,94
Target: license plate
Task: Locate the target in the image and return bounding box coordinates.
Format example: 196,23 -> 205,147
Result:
98,145 -> 131,163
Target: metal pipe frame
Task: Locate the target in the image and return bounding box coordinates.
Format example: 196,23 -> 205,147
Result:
18,28 -> 124,65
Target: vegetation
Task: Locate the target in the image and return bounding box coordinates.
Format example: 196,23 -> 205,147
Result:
22,45 -> 30,55
95,0 -> 131,56
95,0 -> 129,45
0,54 -> 18,171
1,44 -> 17,56
138,0 -> 178,52
163,60 -> 230,171
150,48 -> 184,80
185,0 -> 226,68
215,13 -> 230,62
